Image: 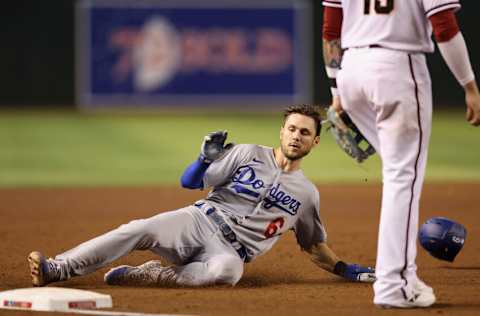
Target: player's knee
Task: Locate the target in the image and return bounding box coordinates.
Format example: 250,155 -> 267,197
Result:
207,255 -> 244,286
116,218 -> 152,240
118,218 -> 144,230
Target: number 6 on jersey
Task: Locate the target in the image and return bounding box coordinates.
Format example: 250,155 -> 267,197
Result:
264,218 -> 285,239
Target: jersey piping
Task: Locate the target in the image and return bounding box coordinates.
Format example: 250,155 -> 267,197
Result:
401,54 -> 424,293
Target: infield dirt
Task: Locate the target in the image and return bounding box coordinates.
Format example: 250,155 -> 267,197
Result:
1,184 -> 479,316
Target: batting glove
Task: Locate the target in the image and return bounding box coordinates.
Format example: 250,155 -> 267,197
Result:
200,130 -> 233,163
334,261 -> 376,283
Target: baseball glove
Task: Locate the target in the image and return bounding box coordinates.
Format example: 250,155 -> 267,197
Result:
326,106 -> 375,163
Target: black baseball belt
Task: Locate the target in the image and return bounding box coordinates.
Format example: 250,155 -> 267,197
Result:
194,202 -> 248,261
344,44 -> 383,51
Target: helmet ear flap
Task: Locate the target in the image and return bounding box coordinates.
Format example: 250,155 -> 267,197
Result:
418,217 -> 467,262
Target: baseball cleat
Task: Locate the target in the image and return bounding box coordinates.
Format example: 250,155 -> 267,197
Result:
375,285 -> 436,309
27,251 -> 61,286
413,278 -> 434,294
104,260 -> 176,286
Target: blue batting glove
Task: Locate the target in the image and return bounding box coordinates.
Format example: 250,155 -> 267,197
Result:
334,261 -> 376,283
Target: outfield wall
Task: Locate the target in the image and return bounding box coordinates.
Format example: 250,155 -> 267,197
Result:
76,0 -> 312,109
1,0 -> 478,107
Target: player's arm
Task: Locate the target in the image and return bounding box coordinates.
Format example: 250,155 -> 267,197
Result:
430,9 -> 480,126
180,158 -> 210,189
307,242 -> 375,282
180,130 -> 231,189
322,6 -> 343,112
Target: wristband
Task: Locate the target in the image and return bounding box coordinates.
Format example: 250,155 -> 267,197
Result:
333,260 -> 347,276
326,66 -> 340,97
325,66 -> 339,78
199,153 -> 213,164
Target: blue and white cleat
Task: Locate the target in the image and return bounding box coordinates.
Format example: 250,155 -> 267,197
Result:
104,260 -> 174,286
104,265 -> 135,285
27,251 -> 61,287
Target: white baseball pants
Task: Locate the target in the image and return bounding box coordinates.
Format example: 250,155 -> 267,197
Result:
337,47 -> 432,304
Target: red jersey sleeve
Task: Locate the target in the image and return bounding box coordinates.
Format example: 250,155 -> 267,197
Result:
429,9 -> 460,42
323,6 -> 343,41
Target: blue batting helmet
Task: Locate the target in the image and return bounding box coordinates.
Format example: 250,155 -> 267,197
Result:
418,217 -> 467,262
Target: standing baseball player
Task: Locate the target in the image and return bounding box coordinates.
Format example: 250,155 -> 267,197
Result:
28,105 -> 375,288
322,0 -> 480,308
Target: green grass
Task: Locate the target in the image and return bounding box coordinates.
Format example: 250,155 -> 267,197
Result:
0,108 -> 478,187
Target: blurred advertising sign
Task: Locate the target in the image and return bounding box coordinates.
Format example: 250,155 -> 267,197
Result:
76,0 -> 312,108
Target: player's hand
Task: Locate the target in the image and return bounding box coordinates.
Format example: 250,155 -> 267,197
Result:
464,81 -> 480,126
200,130 -> 233,163
339,263 -> 376,283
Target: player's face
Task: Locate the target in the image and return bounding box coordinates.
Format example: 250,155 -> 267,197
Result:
280,113 -> 320,161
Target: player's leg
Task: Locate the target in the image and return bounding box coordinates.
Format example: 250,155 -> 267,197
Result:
159,207 -> 245,286
370,52 -> 433,307
28,205 -> 210,286
337,50 -> 379,150
178,236 -> 244,286
103,254 -> 243,287
337,48 -> 434,307
104,223 -> 244,287
401,53 -> 433,291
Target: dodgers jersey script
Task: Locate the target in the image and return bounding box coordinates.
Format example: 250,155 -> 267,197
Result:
47,143 -> 326,285
198,143 -> 326,260
324,0 -> 461,52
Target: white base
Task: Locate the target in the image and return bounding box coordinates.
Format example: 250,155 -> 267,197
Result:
0,287 -> 112,311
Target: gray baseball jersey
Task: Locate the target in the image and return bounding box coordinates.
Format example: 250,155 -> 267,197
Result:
48,143 -> 326,287
197,143 -> 327,261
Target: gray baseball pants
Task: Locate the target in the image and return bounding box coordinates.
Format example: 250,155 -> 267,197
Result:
54,206 -> 244,286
